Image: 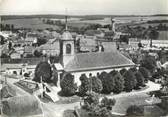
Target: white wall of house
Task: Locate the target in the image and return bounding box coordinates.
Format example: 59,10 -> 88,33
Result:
6,68 -> 22,75
5,67 -> 35,76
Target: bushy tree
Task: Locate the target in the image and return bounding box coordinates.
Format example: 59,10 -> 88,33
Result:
148,29 -> 159,47
8,41 -> 12,50
120,68 -> 127,76
82,93 -> 115,117
79,74 -> 90,96
139,67 -> 151,82
51,65 -> 58,86
126,105 -> 144,116
99,72 -> 115,94
135,71 -> 145,88
140,55 -> 156,74
37,38 -> 47,46
60,73 -> 77,96
1,53 -> 9,58
113,72 -> 125,93
100,97 -> 116,110
124,70 -> 137,92
91,76 -> 103,93
33,50 -> 42,57
0,35 -> 5,45
33,61 -> 52,83
129,67 -> 137,73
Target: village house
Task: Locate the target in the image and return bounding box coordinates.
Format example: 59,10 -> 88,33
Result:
1,63 -> 36,77
39,40 -> 60,56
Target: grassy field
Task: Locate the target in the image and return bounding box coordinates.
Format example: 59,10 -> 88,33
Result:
112,93 -> 161,115
1,15 -> 168,33
2,95 -> 43,116
1,18 -> 60,30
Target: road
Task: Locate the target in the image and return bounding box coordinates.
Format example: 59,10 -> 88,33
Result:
105,81 -> 161,99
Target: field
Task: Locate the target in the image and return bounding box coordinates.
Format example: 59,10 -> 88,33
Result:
112,93 -> 161,115
1,18 -> 60,30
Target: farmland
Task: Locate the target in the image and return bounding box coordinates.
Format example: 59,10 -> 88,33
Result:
1,15 -> 168,30
1,18 -> 60,30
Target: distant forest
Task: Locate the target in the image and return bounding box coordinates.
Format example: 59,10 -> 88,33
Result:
1,14 -> 167,20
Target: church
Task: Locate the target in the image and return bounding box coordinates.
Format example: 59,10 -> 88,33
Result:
55,27 -> 135,86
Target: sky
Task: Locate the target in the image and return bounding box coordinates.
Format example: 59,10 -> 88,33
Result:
0,0 -> 168,15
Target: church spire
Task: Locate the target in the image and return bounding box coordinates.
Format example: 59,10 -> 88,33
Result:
65,15 -> 68,31
65,8 -> 68,31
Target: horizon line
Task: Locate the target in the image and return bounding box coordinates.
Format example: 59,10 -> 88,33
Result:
1,13 -> 168,16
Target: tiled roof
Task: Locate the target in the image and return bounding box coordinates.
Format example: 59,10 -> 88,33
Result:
65,51 -> 135,72
40,41 -> 60,50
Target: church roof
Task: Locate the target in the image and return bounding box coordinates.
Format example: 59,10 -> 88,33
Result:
61,31 -> 73,40
65,51 -> 135,72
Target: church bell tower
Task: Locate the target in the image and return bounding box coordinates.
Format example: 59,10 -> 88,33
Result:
60,15 -> 75,67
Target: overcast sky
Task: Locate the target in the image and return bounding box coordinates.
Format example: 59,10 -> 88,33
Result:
0,0 -> 168,15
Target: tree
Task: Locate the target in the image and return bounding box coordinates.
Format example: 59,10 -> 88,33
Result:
139,67 -> 151,82
129,67 -> 137,74
82,93 -> 115,117
140,55 -> 156,74
123,70 -> 137,92
161,71 -> 168,94
120,68 -> 127,76
119,35 -> 129,44
60,73 -> 77,96
51,65 -> 58,86
126,105 -> 144,116
8,41 -> 12,50
33,50 -> 43,57
79,74 -> 90,96
33,61 -> 52,83
113,72 -> 125,93
100,97 -> 116,110
37,38 -> 47,46
1,53 -> 9,58
0,35 -> 5,45
135,71 -> 145,88
148,29 -> 159,47
99,72 -> 115,94
138,42 -> 143,48
91,76 -> 103,93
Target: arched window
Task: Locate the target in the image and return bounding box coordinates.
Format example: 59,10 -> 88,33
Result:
66,44 -> 71,54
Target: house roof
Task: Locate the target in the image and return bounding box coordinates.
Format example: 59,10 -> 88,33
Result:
65,51 -> 135,72
24,46 -> 35,53
40,41 -> 60,50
